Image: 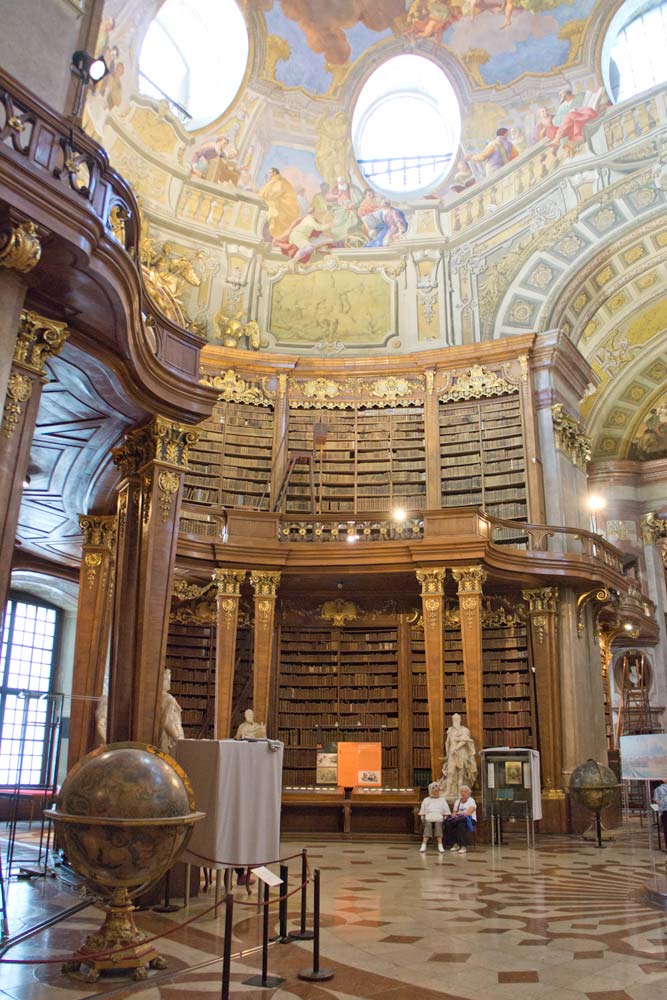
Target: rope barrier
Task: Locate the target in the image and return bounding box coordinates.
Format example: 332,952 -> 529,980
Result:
0,870 -> 310,965
183,848 -> 305,868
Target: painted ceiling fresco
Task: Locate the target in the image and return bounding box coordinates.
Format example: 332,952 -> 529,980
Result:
252,0 -> 598,93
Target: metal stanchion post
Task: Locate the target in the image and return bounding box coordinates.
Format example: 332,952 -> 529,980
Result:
298,869 -> 333,982
243,882 -> 284,988
289,848 -> 313,941
276,864 -> 292,943
220,892 -> 234,1000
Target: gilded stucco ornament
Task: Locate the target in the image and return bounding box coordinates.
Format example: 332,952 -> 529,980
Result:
213,310 -> 262,350
199,369 -> 270,406
440,365 -> 517,402
84,552 -> 103,589
641,512 -> 667,544
551,404 -> 591,469
368,376 -> 412,401
453,566 -> 487,594
249,571 -> 281,598
320,599 -> 359,627
158,470 -> 180,522
14,311 -> 68,374
211,568 -> 246,598
2,372 -> 32,439
79,515 -> 116,551
0,220 -> 42,272
301,378 -> 341,403
112,417 -> 198,478
139,237 -> 203,328
416,568 -> 446,595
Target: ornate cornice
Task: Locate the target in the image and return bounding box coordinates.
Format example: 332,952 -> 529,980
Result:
199,369 -> 271,406
14,311 -> 68,375
112,416 -> 198,478
439,365 -> 517,403
551,403 -> 591,469
452,566 -> 487,594
288,374 -> 424,410
79,515 -> 116,551
416,567 -> 446,595
522,587 -> 559,615
0,220 -> 42,273
249,570 -> 281,597
211,568 -> 246,597
641,511 -> 667,544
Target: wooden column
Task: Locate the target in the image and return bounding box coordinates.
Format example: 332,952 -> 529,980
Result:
452,566 -> 486,755
212,568 -> 246,739
518,353 -> 546,525
397,614 -> 413,787
423,369 -> 441,510
270,374 -> 289,510
522,587 -> 566,832
0,219 -> 42,414
416,568 -> 446,780
249,570 -> 280,730
108,417 -> 198,745
0,311 -> 68,613
67,515 -> 116,770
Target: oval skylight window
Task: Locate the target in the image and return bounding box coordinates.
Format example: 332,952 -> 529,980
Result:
139,0 -> 248,131
352,55 -> 461,198
602,0 -> 667,103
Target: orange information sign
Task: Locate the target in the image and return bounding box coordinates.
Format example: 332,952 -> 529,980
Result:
337,742 -> 382,787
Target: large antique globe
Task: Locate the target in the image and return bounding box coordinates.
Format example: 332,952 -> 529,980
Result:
568,758 -> 620,813
50,742 -> 203,982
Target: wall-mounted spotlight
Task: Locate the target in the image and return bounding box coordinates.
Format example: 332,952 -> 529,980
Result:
70,50 -> 109,119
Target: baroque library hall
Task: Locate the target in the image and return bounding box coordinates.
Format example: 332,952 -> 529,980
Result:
1,0 -> 667,997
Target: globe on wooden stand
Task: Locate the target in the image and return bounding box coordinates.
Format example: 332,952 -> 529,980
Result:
48,742 -> 204,982
568,758 -> 620,849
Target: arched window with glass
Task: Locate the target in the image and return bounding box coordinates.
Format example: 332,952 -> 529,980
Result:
605,1 -> 667,103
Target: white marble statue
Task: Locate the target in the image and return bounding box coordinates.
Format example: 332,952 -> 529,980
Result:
159,668 -> 184,755
235,708 -> 267,739
439,713 -> 477,799
95,675 -> 109,745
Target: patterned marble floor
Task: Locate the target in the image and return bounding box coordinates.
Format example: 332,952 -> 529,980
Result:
1,826 -> 667,1000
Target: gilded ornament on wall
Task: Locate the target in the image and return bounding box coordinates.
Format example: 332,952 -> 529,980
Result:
84,552 -> 103,589
213,310 -> 261,350
320,599 -> 359,627
551,404 -> 591,469
440,365 -> 517,402
158,470 -> 180,522
2,372 -> 32,439
199,369 -> 270,406
0,220 -> 42,273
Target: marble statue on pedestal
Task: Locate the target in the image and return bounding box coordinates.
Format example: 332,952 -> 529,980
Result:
439,713 -> 477,799
159,668 -> 184,755
235,708 -> 267,739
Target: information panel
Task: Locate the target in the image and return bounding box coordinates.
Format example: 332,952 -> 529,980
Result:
337,742 -> 382,787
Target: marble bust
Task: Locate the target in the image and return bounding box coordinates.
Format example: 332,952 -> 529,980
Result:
439,713 -> 477,799
235,708 -> 267,739
159,668 -> 184,755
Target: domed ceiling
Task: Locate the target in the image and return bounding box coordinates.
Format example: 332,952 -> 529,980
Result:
81,0 -> 667,464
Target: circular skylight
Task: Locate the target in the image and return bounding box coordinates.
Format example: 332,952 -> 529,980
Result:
139,0 -> 248,131
602,0 -> 667,103
352,55 -> 461,198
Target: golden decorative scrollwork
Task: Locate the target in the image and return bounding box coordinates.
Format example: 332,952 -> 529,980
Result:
14,311 -> 68,374
368,377 -> 412,401
112,416 -> 199,478
79,515 -> 116,551
439,365 -> 517,403
213,310 -> 261,350
158,470 -> 180,522
2,372 -> 32,439
301,378 -> 341,403
320,599 -> 359,627
575,587 -> 614,637
84,552 -> 103,589
108,204 -> 130,246
173,578 -> 211,601
641,511 -> 667,544
452,566 -> 487,594
199,369 -> 271,406
551,404 -> 591,469
0,220 -> 42,273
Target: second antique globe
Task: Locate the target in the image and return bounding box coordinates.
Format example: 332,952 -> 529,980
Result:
569,758 -> 619,813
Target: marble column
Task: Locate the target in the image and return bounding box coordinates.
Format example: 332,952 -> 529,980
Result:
212,568 -> 246,739
522,586 -> 566,832
0,220 -> 42,414
416,567 -> 446,780
107,417 -> 198,745
452,566 -> 486,755
0,311 -> 68,613
68,515 -> 116,770
249,570 -> 280,731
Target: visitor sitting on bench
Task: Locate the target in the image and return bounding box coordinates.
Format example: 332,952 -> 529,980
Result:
443,785 -> 477,854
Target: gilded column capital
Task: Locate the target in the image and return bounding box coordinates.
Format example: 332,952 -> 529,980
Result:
249,570 -> 281,598
0,221 -> 42,273
14,311 -> 68,374
416,567 -> 446,595
79,514 -> 116,551
551,403 -> 591,469
212,568 -> 246,597
522,587 -> 559,614
641,512 -> 667,544
452,566 -> 487,594
112,416 -> 199,478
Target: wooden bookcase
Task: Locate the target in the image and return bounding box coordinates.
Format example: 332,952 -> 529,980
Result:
410,625 -> 430,786
285,406 -> 426,514
444,622 -> 467,727
165,623 -> 216,738
482,619 -> 534,748
439,395 -> 527,536
277,625 -> 400,786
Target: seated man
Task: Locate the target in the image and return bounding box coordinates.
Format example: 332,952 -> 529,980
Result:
443,784 -> 477,854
